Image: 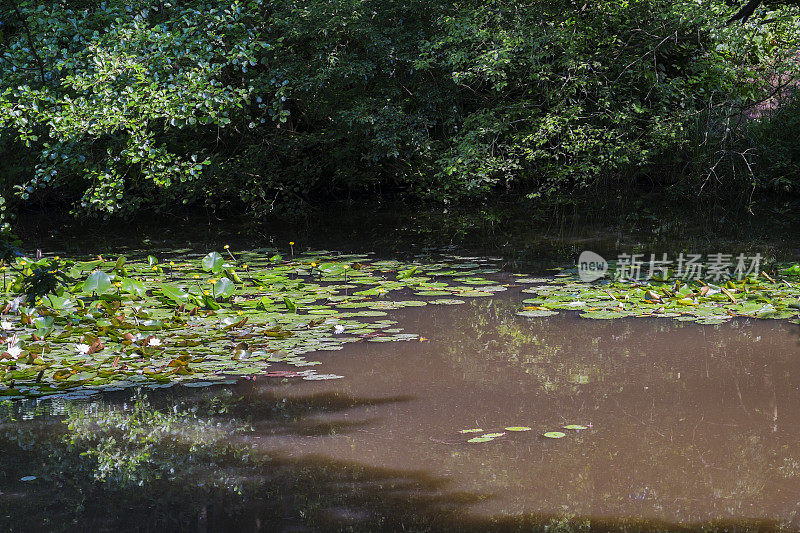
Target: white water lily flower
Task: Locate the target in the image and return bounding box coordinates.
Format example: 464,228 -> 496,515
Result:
6,344 -> 21,358
147,337 -> 162,347
333,324 -> 345,334
75,343 -> 91,355
1,321 -> 13,330
6,335 -> 21,358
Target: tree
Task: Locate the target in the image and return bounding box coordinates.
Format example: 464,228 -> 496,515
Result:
728,0 -> 800,23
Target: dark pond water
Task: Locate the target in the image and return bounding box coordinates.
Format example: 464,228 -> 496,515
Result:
2,285 -> 800,531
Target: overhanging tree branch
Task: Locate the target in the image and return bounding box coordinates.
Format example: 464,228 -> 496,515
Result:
8,0 -> 46,84
728,0 -> 800,23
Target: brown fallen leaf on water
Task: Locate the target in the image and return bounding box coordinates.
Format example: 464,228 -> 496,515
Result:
86,339 -> 104,355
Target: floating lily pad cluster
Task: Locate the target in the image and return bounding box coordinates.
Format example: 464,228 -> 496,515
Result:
515,267 -> 800,324
459,424 -> 588,443
0,249 -> 503,399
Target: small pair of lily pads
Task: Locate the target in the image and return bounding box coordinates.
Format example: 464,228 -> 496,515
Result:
543,424 -> 589,439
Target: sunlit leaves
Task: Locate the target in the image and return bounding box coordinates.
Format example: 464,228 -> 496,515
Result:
120,278 -> 146,297
202,252 -> 224,273
160,285 -> 189,303
83,271 -> 111,295
212,277 -> 235,299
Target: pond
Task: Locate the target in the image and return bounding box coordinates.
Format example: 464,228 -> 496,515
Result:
2,279 -> 800,531
1,206 -> 800,531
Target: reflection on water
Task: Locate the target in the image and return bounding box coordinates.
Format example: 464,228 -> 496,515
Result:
2,288 -> 800,531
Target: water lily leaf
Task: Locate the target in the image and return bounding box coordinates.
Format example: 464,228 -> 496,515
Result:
563,424 -> 588,430
504,426 -> 532,432
414,290 -> 450,296
33,316 -> 54,337
139,319 -> 164,331
483,432 -> 506,438
120,278 -> 146,297
283,297 -> 297,313
83,271 -> 111,295
201,294 -> 221,310
160,285 -> 189,303
467,436 -> 495,443
19,476 -> 37,482
543,431 -> 566,439
459,428 -> 483,433
202,252 -> 224,273
254,296 -> 274,310
52,369 -> 73,380
69,259 -> 104,276
456,290 -> 494,297
213,277 -> 235,299
397,266 -> 419,280
45,294 -> 76,311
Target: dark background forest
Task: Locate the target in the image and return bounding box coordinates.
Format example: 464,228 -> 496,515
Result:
2,0 -> 800,231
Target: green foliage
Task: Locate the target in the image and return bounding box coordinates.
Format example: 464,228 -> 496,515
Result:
1,0 -> 799,219
748,95 -> 800,193
10,257 -> 72,300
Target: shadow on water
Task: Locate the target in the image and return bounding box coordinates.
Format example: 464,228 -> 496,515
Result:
227,388 -> 415,437
0,389 -> 475,532
0,389 -> 787,533
14,200 -> 800,269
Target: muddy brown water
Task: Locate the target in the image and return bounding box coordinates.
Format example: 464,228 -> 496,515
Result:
2,287 -> 800,531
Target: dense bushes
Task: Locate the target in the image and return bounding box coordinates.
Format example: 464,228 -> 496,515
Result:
1,0 -> 799,223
